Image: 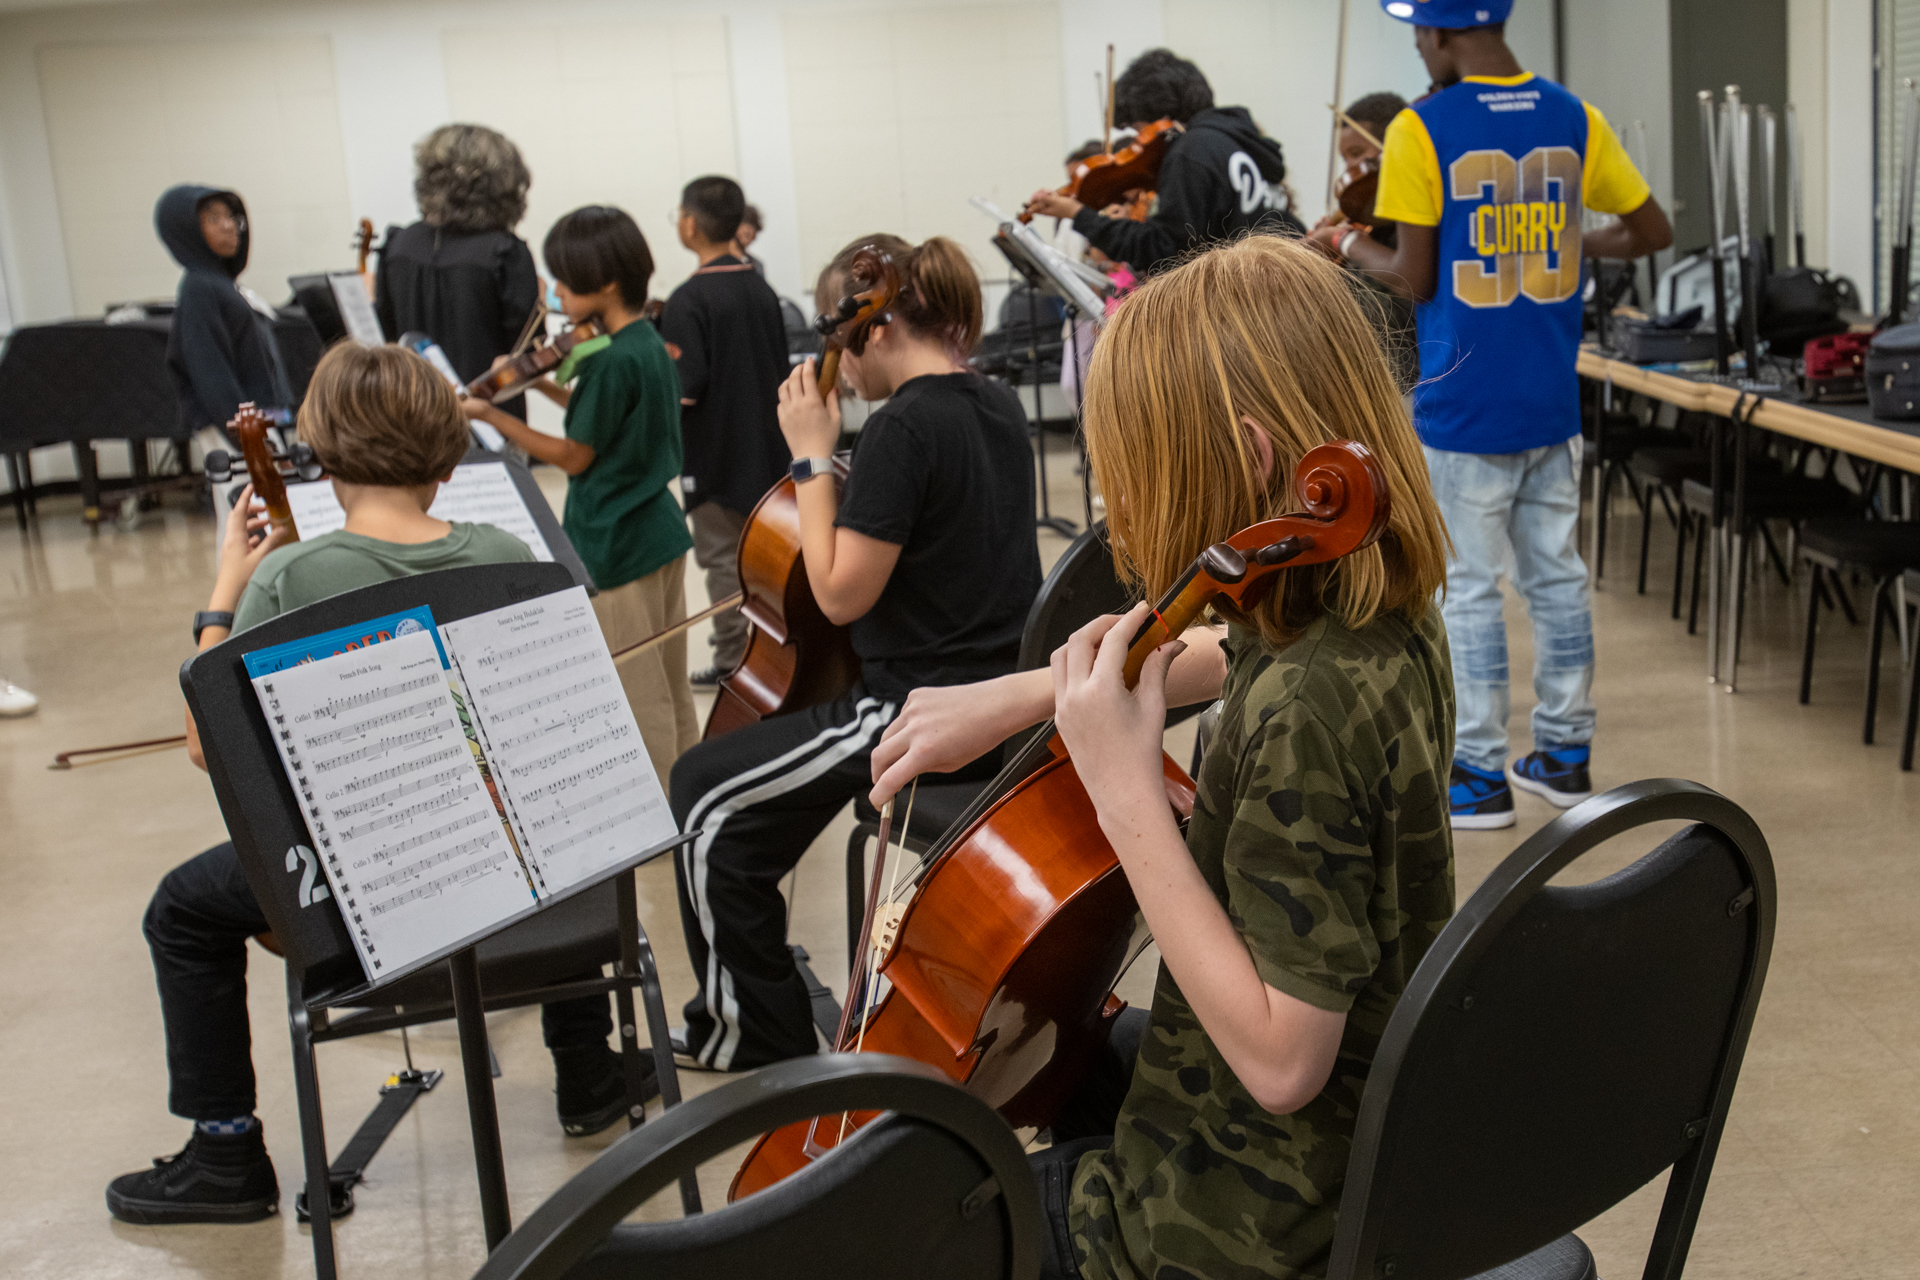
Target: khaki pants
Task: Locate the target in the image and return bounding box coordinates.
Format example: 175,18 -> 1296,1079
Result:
688,501 -> 750,671
593,556 -> 700,787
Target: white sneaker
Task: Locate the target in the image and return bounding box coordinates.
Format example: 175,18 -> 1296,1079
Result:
0,680 -> 38,717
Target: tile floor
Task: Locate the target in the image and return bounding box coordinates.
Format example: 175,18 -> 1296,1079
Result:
0,442 -> 1914,1278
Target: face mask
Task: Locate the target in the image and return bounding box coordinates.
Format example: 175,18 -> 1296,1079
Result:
546,281 -> 564,313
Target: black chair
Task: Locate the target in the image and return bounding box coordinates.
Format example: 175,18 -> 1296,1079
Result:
184,563 -> 693,1279
1625,444 -> 1710,606
1327,778 -> 1775,1280
1797,518 -> 1920,753
469,1054 -> 1042,1280
1676,467 -> 1858,636
842,523 -> 1162,965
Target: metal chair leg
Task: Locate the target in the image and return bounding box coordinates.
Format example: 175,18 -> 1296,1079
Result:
1866,579 -> 1892,745
286,969 -> 339,1280
1672,507 -> 1690,620
1901,613 -> 1919,771
1800,564 -> 1822,705
1637,479 -> 1656,595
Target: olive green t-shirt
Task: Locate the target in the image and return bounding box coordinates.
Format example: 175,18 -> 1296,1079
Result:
232,523 -> 534,632
1071,607 -> 1457,1280
561,318 -> 695,592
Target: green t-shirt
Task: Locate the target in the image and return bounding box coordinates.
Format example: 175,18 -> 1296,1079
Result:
232,523 -> 535,632
1071,606 -> 1457,1280
561,318 -> 694,591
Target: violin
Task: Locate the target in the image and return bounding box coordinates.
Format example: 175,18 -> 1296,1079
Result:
353,218 -> 376,299
702,248 -> 902,740
460,316 -> 606,404
1333,154 -> 1380,226
208,403 -> 324,542
730,440 -> 1390,1199
1019,118 -> 1182,224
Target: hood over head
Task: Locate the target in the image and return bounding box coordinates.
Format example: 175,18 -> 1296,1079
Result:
154,184 -> 250,277
1189,106 -> 1288,180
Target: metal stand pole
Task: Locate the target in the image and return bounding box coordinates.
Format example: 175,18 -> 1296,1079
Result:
449,947 -> 512,1250
1027,281 -> 1078,538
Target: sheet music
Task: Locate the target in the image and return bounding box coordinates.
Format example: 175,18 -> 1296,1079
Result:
251,630 -> 538,978
329,272 -> 385,346
440,586 -> 674,896
284,462 -> 554,561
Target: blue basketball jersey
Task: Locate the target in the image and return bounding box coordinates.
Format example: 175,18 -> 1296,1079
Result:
1374,74 -> 1648,455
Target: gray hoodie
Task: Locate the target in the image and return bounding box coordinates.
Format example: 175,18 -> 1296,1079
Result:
153,183 -> 291,431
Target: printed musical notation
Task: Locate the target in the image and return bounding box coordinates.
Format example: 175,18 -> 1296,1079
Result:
441,586 -> 674,895
284,461 -> 556,561
250,630 -> 535,979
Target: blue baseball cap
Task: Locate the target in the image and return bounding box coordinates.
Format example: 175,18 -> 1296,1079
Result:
1380,0 -> 1514,27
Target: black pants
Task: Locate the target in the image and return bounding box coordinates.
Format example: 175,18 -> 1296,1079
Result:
1031,1006 -> 1150,1280
669,690 -> 902,1071
144,842 -> 612,1121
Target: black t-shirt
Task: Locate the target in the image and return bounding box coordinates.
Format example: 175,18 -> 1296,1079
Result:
660,256 -> 792,516
836,373 -> 1042,702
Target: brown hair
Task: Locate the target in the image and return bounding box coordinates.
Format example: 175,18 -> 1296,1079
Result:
815,233 -> 983,360
1084,235 -> 1449,648
297,344 -> 470,487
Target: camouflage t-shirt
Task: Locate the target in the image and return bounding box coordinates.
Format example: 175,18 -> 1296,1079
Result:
1070,606 -> 1456,1280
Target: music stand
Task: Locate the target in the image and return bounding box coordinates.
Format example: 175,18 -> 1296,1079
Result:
972,201 -> 1110,538
184,562 -> 695,1279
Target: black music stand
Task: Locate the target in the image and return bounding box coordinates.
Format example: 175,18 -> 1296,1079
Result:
183,562 -> 695,1280
986,225 -> 1103,538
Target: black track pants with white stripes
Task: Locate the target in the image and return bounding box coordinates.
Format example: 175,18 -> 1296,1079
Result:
669,690 -> 897,1071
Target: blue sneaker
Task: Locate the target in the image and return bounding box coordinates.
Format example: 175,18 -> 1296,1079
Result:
1450,761 -> 1515,830
1508,744 -> 1593,808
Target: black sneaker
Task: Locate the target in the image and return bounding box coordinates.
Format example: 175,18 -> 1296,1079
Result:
1508,744 -> 1593,808
1450,761 -> 1516,830
689,666 -> 721,689
106,1127 -> 279,1224
554,1044 -> 659,1136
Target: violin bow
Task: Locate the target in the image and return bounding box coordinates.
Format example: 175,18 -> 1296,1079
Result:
1104,44 -> 1115,153
1325,0 -> 1352,210
50,735 -> 189,770
607,592 -> 743,663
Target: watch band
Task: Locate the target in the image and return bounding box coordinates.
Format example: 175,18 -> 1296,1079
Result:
193,610 -> 236,643
790,456 -> 834,484
1337,227 -> 1363,261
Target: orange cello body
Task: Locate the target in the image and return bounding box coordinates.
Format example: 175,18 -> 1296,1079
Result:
703,460 -> 861,740
704,246 -> 900,742
730,744 -> 1194,1199
731,441 -> 1391,1202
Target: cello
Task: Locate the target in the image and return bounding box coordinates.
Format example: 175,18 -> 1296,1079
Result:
731,439 -> 1389,1198
703,247 -> 904,740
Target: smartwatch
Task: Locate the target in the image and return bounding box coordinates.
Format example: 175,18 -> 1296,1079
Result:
193,610 -> 235,643
790,456 -> 834,484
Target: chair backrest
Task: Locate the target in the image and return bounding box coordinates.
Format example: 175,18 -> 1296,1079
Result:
1016,522 -> 1128,672
182,561 -> 579,1006
1328,779 -> 1776,1280
472,1054 -> 1042,1280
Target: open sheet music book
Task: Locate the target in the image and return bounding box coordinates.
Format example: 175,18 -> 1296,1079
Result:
243,585 -> 672,982
284,461 -> 555,561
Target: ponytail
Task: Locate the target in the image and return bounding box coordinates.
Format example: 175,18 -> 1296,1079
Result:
816,233 -> 983,360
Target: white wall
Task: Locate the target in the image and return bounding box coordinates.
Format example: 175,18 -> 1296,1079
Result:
1825,0 -> 1874,296
1563,0 -> 1673,266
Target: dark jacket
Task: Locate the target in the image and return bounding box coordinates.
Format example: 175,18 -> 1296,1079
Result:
154,184 -> 292,432
374,222 -> 540,419
1070,107 -> 1305,273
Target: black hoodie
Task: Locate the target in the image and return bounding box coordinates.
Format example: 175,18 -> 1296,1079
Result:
1070,107 -> 1305,273
154,184 -> 292,432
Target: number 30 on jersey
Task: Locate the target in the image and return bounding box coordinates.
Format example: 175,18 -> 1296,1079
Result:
1449,146 -> 1583,307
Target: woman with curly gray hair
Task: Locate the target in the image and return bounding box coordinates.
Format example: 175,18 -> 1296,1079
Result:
375,123 -> 540,426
